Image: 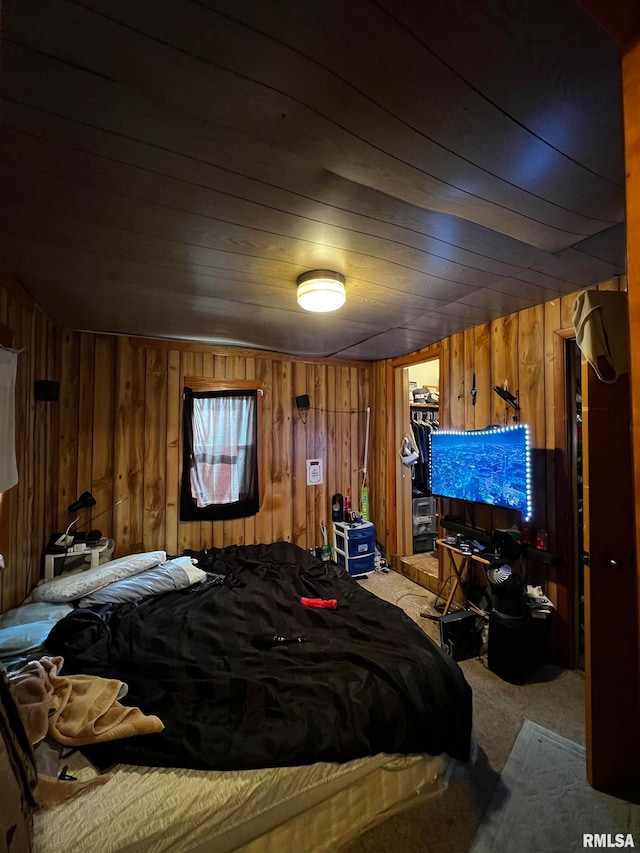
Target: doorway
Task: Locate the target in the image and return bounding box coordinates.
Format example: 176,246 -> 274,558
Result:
395,356 -> 440,590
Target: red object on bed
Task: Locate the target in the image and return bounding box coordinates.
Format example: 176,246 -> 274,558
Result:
300,597 -> 338,610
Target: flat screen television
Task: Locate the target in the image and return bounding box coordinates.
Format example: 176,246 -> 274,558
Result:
430,424 -> 532,520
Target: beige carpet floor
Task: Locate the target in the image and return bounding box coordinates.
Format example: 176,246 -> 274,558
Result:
341,568 -> 585,853
470,720 -> 640,853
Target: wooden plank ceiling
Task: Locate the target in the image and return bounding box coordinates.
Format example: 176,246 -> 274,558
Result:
0,0 -> 626,360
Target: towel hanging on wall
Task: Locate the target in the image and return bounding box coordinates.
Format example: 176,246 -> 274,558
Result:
572,290 -> 630,383
0,347 -> 18,492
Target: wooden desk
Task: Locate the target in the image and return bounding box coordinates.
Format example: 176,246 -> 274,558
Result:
436,539 -> 493,616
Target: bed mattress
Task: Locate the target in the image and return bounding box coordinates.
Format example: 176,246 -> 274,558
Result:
34,750 -> 452,853
49,542 -> 472,772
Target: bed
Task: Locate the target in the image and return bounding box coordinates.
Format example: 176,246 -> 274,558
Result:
33,749 -> 456,853
3,541 -> 473,852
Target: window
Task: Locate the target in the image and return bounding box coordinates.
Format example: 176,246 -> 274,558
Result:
180,382 -> 260,521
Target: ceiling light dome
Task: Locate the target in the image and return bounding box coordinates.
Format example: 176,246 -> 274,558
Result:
296,270 -> 346,313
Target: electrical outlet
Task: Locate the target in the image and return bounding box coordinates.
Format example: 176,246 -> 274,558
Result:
0,554 -> 4,570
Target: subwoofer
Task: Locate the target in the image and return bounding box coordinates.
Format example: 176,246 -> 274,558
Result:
438,610 -> 482,662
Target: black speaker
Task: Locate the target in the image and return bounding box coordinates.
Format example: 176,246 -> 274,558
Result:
487,611 -> 549,683
34,380 -> 59,402
331,493 -> 344,523
295,394 -> 310,411
439,610 -> 482,661
493,528 -> 522,559
441,517 -> 493,546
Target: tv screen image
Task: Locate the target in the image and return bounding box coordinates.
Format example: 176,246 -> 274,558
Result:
430,424 -> 532,520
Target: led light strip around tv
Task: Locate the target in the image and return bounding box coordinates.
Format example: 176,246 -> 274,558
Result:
429,424 -> 532,522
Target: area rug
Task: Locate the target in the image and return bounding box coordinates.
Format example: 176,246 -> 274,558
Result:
471,720 -> 640,853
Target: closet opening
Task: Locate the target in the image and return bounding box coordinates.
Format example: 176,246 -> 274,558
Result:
395,356 -> 440,591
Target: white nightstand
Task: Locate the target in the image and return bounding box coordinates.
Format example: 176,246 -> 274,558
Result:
44,538 -> 115,581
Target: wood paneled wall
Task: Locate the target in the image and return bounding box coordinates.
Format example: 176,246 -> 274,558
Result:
54,333 -> 372,558
369,276 -> 627,664
438,276 -> 626,546
0,268 -> 56,613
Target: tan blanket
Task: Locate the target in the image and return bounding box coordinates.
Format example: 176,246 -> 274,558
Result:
9,655 -> 164,746
9,656 -> 164,809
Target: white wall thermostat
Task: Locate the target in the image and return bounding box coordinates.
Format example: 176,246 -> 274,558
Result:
306,459 -> 323,486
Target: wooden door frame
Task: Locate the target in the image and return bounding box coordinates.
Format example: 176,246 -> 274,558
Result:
551,327 -> 580,668
394,366 -> 413,559
386,343 -> 441,569
0,322 -> 14,613
622,30 -> 640,800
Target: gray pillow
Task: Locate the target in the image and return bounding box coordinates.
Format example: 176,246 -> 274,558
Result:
0,621 -> 63,658
0,602 -> 73,630
78,557 -> 206,607
0,603 -> 74,664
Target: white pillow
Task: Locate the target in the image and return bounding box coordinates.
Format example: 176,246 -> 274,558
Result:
78,558 -> 206,607
31,551 -> 167,603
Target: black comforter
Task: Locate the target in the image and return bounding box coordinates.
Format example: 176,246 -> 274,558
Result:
47,542 -> 472,771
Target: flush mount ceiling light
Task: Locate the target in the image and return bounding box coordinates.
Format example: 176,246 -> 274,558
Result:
296,270 -> 346,313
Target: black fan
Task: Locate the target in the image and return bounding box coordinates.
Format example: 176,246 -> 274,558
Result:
487,565 -> 514,586
486,565 -> 525,617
